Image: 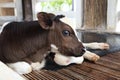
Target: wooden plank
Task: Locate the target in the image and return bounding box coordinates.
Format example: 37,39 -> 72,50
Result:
69,65 -> 118,80
97,58 -> 120,71
0,8 -> 14,16
66,66 -> 94,80
103,53 -> 120,63
57,68 -> 88,80
43,70 -> 71,80
32,71 -> 52,80
83,0 -> 107,30
83,61 -> 120,78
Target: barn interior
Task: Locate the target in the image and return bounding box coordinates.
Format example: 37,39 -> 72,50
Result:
0,0 -> 120,80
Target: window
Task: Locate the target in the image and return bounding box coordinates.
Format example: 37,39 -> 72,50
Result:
32,0 -> 83,29
0,0 -> 23,26
35,0 -> 72,12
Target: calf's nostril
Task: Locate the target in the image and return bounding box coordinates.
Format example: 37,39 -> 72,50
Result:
80,48 -> 85,55
81,48 -> 85,53
74,48 -> 85,57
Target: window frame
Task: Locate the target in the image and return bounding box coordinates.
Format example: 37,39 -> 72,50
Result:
32,0 -> 83,29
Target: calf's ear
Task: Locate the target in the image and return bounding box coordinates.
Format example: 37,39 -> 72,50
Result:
37,12 -> 55,30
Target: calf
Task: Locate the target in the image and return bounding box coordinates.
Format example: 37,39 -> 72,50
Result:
0,12 -> 109,74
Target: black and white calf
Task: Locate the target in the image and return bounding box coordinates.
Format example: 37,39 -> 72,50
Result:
0,12 -> 109,74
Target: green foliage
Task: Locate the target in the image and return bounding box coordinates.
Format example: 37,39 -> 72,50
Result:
40,0 -> 72,11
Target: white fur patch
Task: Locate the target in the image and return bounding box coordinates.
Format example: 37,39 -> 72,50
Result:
54,53 -> 84,66
31,60 -> 46,70
51,44 -> 84,66
70,56 -> 84,64
0,22 -> 10,34
7,61 -> 32,74
50,44 -> 58,53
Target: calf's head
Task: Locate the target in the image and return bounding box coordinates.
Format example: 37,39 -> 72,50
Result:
37,12 -> 85,57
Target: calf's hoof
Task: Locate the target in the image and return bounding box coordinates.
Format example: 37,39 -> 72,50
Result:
91,54 -> 100,62
97,43 -> 110,50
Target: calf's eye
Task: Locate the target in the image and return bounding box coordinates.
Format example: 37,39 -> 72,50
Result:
62,30 -> 70,36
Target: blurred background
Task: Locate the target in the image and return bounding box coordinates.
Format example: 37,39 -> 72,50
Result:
0,0 -> 120,32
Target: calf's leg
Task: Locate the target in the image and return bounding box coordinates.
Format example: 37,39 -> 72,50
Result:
31,59 -> 46,70
83,50 -> 100,62
7,59 -> 46,74
83,42 -> 109,50
7,61 -> 32,74
7,49 -> 47,74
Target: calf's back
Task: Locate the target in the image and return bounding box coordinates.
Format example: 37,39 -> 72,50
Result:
0,21 -> 49,63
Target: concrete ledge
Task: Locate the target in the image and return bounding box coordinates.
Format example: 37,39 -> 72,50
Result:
0,61 -> 26,80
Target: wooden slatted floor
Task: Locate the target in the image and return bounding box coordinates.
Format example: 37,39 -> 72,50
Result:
23,52 -> 120,80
